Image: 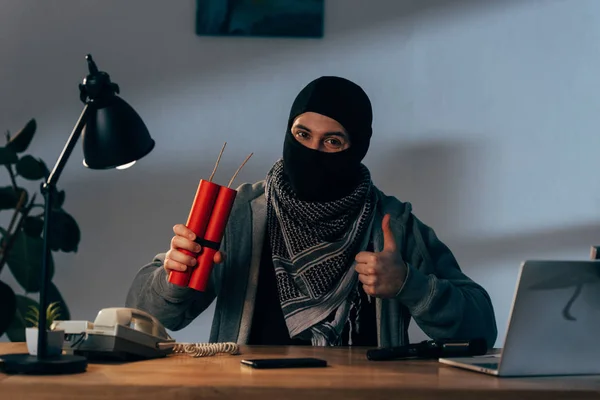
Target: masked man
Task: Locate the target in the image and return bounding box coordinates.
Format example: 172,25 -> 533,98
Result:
126,76 -> 498,348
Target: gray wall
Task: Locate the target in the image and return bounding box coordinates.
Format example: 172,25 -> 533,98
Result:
1,0 -> 599,346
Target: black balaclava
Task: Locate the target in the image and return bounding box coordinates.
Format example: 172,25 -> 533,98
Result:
283,76 -> 373,202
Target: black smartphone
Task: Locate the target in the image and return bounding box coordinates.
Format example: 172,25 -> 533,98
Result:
240,357 -> 327,369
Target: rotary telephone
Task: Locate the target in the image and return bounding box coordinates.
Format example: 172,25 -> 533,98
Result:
52,307 -> 239,361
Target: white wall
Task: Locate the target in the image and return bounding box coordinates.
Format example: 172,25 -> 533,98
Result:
1,0 -> 599,347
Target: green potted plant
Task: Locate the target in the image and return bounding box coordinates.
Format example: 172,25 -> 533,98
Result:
24,302 -> 65,356
0,119 -> 81,342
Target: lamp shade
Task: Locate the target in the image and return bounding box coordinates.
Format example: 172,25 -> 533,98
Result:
82,96 -> 155,169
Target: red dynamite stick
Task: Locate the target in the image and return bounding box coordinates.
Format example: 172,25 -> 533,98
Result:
188,185 -> 237,291
168,179 -> 220,286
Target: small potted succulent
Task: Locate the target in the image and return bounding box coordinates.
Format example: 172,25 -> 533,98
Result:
24,302 -> 65,356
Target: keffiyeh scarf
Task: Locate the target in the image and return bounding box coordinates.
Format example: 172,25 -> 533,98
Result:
265,159 -> 376,346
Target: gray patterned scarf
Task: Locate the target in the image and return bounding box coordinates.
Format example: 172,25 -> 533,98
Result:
265,159 -> 376,346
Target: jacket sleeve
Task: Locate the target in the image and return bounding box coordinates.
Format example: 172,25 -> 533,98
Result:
124,253 -> 218,331
395,215 -> 498,348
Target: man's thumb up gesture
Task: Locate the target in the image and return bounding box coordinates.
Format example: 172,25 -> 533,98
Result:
355,214 -> 408,298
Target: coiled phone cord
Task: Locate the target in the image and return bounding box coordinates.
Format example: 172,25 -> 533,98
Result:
172,342 -> 240,357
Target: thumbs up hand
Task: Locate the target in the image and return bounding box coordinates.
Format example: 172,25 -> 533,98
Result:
354,214 -> 407,298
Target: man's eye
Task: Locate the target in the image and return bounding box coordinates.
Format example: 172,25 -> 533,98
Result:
295,131 -> 309,139
325,138 -> 343,147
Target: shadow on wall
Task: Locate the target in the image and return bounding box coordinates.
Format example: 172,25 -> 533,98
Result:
147,0 -> 523,77
452,223 -> 600,268
367,137 -> 487,238
328,0 -> 523,37
131,0 -> 524,88
0,0 -> 526,122
366,138 -> 600,270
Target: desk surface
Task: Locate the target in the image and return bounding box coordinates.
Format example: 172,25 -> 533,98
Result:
1,343 -> 600,399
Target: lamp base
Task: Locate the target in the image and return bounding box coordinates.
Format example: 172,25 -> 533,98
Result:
0,353 -> 88,375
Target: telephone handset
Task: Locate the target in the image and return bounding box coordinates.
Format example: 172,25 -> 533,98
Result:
53,307 -> 239,361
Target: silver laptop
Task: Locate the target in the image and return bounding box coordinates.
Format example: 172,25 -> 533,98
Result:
439,260 -> 600,377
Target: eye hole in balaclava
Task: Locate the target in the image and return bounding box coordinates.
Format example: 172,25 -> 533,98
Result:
283,76 -> 373,202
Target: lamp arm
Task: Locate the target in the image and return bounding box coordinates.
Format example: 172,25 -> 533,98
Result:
37,103 -> 91,359
45,104 -> 92,187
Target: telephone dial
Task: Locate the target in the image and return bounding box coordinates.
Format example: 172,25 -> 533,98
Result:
52,307 -> 239,361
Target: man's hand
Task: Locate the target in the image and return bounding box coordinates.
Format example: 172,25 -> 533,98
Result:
355,214 -> 407,298
164,224 -> 225,274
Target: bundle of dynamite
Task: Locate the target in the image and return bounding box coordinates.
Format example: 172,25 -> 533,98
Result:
168,143 -> 253,291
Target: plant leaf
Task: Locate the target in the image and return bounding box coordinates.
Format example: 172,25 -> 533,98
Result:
6,295 -> 38,341
11,296 -> 66,331
49,210 -> 80,253
0,186 -> 28,210
0,146 -> 18,165
47,282 -> 70,321
25,305 -> 39,320
5,230 -> 54,293
46,302 -> 61,327
16,155 -> 49,180
23,216 -> 44,237
39,159 -> 50,179
53,190 -> 65,210
0,281 -> 17,337
24,304 -> 39,327
6,119 -> 36,153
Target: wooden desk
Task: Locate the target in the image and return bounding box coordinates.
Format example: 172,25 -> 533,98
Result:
1,343 -> 599,399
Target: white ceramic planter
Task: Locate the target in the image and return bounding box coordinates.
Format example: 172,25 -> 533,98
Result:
25,328 -> 65,356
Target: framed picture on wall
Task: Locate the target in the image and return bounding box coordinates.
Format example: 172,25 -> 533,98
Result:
195,0 -> 325,38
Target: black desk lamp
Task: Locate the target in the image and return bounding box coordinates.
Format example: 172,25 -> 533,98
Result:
0,54 -> 155,374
